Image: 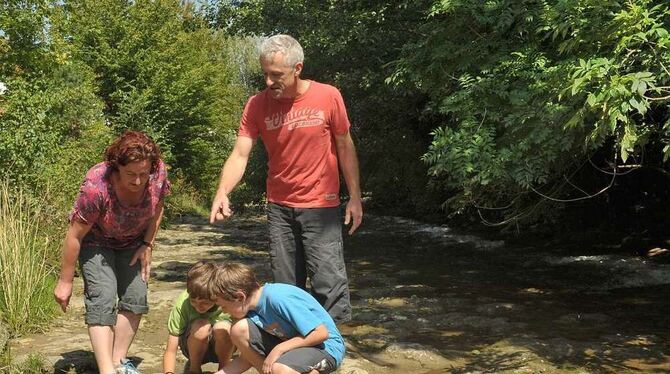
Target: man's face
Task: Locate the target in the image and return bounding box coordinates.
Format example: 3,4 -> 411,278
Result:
261,52 -> 302,99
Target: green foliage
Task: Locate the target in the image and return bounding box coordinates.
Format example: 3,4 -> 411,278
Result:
564,1 -> 670,162
0,64 -> 108,191
393,0 -> 670,223
55,0 -> 258,201
0,349 -> 49,374
0,0 -> 52,76
163,171 -> 211,221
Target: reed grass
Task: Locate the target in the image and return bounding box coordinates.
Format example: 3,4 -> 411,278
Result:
0,181 -> 57,335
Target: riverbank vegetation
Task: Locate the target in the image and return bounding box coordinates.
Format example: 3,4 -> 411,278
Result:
1,0 -> 669,349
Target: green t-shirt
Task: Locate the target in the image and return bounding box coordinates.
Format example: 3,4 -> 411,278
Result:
167,290 -> 232,336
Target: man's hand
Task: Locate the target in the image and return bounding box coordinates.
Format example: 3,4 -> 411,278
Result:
210,194 -> 233,224
130,245 -> 152,282
344,197 -> 363,235
53,279 -> 73,312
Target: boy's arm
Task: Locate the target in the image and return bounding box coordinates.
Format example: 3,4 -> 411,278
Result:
162,334 -> 180,374
262,324 -> 329,373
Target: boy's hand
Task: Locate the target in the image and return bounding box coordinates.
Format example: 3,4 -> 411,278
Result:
263,347 -> 285,374
130,244 -> 152,282
53,279 -> 73,312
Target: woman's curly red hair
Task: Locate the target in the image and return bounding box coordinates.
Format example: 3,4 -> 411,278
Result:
105,131 -> 161,173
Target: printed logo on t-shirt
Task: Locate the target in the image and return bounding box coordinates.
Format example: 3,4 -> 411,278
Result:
324,193 -> 338,201
264,322 -> 286,338
265,108 -> 325,131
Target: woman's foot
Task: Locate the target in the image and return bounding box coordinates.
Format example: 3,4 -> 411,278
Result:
115,358 -> 141,374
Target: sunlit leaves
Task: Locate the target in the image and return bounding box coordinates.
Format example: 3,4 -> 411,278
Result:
392,0 -> 670,221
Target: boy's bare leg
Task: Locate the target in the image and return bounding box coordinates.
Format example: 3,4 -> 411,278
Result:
187,319 -> 212,373
88,325 -> 115,374
229,319 -> 265,372
271,364 -> 319,374
213,321 -> 233,369
217,357 -> 253,374
112,311 -> 141,364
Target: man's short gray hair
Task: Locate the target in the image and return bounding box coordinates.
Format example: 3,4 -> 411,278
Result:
259,34 -> 304,67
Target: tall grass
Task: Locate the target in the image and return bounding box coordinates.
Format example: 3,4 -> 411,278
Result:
0,181 -> 57,335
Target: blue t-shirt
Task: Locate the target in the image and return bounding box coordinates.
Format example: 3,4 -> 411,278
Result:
247,283 -> 345,365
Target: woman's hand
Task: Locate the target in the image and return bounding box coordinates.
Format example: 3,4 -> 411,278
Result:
53,279 -> 73,312
130,244 -> 152,282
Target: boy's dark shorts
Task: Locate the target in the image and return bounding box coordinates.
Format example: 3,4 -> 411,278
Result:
178,321 -> 219,364
246,319 -> 337,374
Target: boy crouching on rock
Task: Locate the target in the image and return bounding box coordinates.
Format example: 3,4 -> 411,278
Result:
211,262 -> 345,374
163,261 -> 233,374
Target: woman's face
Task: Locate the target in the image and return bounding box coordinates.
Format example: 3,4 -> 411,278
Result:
116,159 -> 151,192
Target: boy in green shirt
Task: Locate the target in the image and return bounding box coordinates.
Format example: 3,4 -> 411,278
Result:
163,262 -> 233,374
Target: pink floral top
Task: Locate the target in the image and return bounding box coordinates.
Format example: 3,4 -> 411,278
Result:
69,160 -> 171,250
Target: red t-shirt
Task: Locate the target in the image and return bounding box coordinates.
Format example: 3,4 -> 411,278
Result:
239,81 -> 351,208
69,160 -> 171,249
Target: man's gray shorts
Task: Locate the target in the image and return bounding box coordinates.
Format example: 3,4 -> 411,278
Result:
267,203 -> 351,323
79,246 -> 148,326
246,319 -> 337,374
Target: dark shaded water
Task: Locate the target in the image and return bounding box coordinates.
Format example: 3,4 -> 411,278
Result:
341,215 -> 670,373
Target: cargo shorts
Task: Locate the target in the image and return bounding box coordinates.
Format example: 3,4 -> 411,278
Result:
246,319 -> 337,374
79,245 -> 148,326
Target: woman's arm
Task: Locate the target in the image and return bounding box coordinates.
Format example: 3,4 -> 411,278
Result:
53,220 -> 93,312
130,201 -> 165,282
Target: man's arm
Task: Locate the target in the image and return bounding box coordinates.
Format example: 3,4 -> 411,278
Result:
262,324 -> 329,374
334,132 -> 363,234
209,136 -> 256,224
162,334 -> 180,374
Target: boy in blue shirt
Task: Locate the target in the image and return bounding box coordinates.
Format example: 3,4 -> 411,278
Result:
163,261 -> 233,374
211,262 -> 344,374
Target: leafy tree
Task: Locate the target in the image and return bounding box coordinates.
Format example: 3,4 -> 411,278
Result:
1,0 -> 109,195
393,0 -> 670,225
55,0 -> 258,197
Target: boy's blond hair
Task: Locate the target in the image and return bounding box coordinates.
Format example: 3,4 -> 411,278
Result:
186,261 -> 217,300
211,262 -> 260,301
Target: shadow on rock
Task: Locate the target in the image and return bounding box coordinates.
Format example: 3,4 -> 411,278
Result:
152,260 -> 194,282
53,351 -> 144,374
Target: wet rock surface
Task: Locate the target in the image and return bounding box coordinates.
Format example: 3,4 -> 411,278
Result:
9,214 -> 670,373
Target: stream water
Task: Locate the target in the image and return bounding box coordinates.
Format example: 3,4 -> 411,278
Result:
342,215 -> 670,373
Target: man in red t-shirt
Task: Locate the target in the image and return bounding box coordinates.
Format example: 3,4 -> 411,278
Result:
210,34 -> 362,324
